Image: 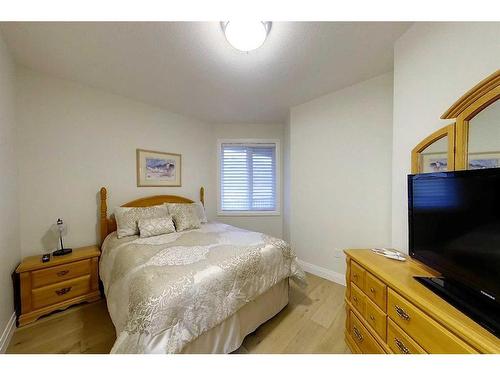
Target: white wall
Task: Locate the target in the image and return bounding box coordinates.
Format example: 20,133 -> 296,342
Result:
283,114 -> 291,242
213,123 -> 284,238
16,68 -> 216,256
392,22 -> 500,252
289,73 -> 393,276
0,32 -> 19,348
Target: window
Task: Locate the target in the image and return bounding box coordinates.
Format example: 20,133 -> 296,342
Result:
218,140 -> 279,215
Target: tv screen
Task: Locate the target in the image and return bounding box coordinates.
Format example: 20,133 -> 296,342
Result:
408,169 -> 500,304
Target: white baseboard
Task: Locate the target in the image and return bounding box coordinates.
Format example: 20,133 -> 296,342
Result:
298,259 -> 346,286
0,312 -> 16,354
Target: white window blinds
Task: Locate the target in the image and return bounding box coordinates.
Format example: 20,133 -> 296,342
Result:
220,142 -> 277,212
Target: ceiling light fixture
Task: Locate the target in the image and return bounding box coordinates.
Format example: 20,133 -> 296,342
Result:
221,21 -> 272,52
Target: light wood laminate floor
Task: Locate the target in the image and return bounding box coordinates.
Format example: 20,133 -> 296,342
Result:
7,273 -> 349,354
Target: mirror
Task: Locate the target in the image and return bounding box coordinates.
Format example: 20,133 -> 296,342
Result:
414,70 -> 499,173
467,99 -> 500,170
411,124 -> 455,174
419,136 -> 449,173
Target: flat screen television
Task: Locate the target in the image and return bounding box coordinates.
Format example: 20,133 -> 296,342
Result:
408,168 -> 500,336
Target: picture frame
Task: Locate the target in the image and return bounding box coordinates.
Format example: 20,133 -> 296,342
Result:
420,152 -> 448,173
420,151 -> 500,173
136,149 -> 182,187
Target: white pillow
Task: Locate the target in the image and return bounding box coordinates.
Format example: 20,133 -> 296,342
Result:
138,216 -> 176,238
114,205 -> 169,238
165,202 -> 207,224
166,203 -> 201,232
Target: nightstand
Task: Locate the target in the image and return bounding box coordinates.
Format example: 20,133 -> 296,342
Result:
15,245 -> 101,326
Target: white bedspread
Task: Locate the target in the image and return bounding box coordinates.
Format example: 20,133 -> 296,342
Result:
100,222 -> 305,353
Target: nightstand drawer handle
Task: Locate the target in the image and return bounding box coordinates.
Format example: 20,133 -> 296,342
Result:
55,287 -> 72,296
370,287 -> 375,293
353,326 -> 363,342
353,273 -> 358,279
395,305 -> 411,321
57,270 -> 69,277
394,338 -> 411,354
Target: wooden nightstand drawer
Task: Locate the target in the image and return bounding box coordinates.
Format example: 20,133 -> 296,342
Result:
16,245 -> 101,326
365,297 -> 387,340
31,275 -> 91,310
388,289 -> 477,353
365,272 -> 387,311
350,261 -> 366,290
32,259 -> 91,288
350,283 -> 366,316
349,311 -> 385,354
388,318 -> 426,354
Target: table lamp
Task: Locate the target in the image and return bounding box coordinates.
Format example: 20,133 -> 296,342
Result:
53,218 -> 72,256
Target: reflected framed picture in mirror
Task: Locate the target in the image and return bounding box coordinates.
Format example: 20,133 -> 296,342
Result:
421,151 -> 500,173
468,152 -> 500,170
420,152 -> 448,173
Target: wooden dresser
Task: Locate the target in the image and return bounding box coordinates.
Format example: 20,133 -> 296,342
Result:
15,245 -> 101,326
344,249 -> 500,354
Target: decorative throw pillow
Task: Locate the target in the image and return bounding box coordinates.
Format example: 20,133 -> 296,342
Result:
138,216 -> 176,238
114,205 -> 169,238
166,203 -> 201,232
192,202 -> 208,223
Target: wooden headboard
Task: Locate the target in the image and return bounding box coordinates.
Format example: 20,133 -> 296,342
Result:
99,186 -> 205,245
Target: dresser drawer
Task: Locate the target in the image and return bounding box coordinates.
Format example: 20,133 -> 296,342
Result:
31,275 -> 91,310
365,272 -> 387,311
387,318 -> 426,354
349,311 -> 385,354
350,261 -> 366,290
387,289 -> 477,353
365,297 -> 387,340
350,283 -> 366,316
32,259 -> 91,288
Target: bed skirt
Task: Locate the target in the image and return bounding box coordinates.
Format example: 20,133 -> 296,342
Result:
180,278 -> 289,353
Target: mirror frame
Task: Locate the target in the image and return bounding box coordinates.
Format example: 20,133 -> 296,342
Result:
441,70 -> 500,170
411,124 -> 455,174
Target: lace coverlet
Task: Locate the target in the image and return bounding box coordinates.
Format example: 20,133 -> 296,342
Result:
100,222 -> 306,353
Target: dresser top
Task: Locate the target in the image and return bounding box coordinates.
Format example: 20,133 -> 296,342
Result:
345,249 -> 500,353
16,245 -> 100,273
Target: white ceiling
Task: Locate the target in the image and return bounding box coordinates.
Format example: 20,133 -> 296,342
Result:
0,22 -> 410,124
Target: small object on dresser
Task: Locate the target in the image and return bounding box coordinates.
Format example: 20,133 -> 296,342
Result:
52,218 -> 72,256
370,248 -> 406,261
41,253 -> 50,263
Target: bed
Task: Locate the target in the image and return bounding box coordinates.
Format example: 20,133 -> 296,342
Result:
98,187 -> 305,353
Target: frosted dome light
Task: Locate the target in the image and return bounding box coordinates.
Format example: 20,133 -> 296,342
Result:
221,21 -> 271,52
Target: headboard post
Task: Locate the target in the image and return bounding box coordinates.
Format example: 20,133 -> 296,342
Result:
200,186 -> 205,207
99,187 -> 108,246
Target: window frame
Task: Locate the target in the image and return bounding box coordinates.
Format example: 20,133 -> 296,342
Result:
217,138 -> 281,217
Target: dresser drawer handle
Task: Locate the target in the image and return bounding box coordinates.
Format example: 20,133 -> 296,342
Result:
394,338 -> 411,354
353,296 -> 358,302
57,270 -> 69,277
369,315 -> 375,321
353,273 -> 358,279
370,287 -> 375,293
55,287 -> 72,296
394,305 -> 411,321
353,326 -> 364,342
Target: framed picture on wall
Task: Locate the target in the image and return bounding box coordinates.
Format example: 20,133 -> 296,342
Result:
136,149 -> 182,187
